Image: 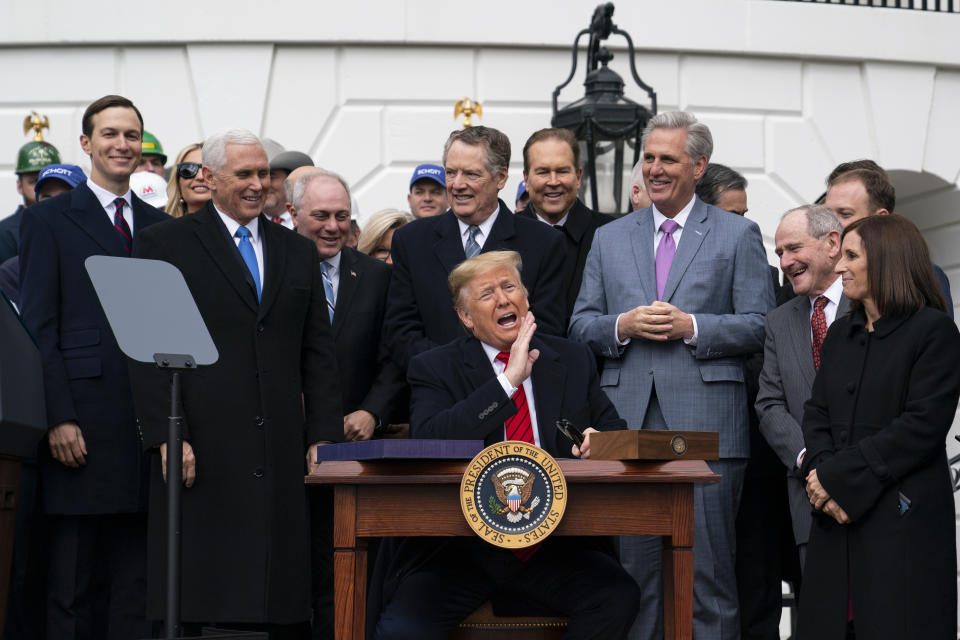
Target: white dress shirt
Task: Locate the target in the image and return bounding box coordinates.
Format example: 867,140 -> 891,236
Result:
86,178 -> 134,234
321,250 -> 343,302
535,211 -> 569,227
456,206 -> 500,252
616,196 -> 700,346
215,206 -> 265,286
481,341 -> 542,448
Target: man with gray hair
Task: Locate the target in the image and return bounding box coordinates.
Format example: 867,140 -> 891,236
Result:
385,125 -> 566,371
569,111 -> 774,640
130,129 -> 343,635
757,204 -> 846,570
291,168 -> 406,638
629,158 -> 651,210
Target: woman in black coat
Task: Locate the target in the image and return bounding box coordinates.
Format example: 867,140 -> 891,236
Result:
798,214 -> 960,639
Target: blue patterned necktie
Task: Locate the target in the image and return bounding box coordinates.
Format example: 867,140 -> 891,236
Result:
320,261 -> 336,323
235,226 -> 261,301
465,225 -> 481,259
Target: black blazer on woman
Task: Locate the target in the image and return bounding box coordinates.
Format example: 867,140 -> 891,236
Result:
799,307 -> 960,640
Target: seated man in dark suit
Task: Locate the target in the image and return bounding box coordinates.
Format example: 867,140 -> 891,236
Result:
373,250 -> 641,640
385,125 -> 566,372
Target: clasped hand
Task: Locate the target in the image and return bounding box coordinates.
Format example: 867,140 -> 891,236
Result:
617,301 -> 693,342
805,469 -> 850,525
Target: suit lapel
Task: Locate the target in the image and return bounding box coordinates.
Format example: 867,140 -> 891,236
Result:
563,200 -> 590,244
257,215 -> 285,318
482,200 -> 516,251
662,200 -> 709,303
192,203 -> 259,313
462,338 -> 497,398
529,339 -> 565,454
786,295 -> 816,387
433,212 -> 467,274
332,248 -> 360,338
630,208 -> 658,303
64,183 -> 128,256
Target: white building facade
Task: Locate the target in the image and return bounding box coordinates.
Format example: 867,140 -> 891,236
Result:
2,0 -> 959,623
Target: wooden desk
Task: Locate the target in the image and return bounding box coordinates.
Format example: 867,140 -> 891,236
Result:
306,459 -> 719,640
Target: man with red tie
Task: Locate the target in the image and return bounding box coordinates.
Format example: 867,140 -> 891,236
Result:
756,204 -> 847,570
19,94 -> 169,639
371,250 -> 640,640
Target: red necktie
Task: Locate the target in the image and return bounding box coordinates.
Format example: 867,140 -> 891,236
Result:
112,197 -> 132,255
811,296 -> 828,370
271,215 -> 283,224
495,352 -> 539,561
495,352 -> 534,444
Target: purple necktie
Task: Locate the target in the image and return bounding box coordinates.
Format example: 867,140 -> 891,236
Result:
655,219 -> 679,300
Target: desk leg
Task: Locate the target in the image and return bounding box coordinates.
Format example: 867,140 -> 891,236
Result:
334,544 -> 367,640
333,486 -> 367,640
662,485 -> 694,640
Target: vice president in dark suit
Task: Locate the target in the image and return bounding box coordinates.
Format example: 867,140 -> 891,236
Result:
385,126 -> 566,372
373,250 -> 641,640
19,95 -> 168,639
129,130 -> 343,636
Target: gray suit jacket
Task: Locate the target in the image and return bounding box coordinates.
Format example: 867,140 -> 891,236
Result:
755,291 -> 849,545
568,198 -> 774,459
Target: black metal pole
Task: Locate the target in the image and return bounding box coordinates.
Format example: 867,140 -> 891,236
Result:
166,370 -> 182,639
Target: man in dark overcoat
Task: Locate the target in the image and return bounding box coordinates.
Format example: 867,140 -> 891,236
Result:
129,129 -> 342,635
19,95 -> 168,639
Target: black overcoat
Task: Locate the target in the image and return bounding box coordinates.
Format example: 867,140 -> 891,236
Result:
129,202 -> 343,624
798,307 -> 960,639
19,183 -> 168,514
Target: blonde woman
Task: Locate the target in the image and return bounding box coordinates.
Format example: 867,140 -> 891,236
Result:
357,208 -> 414,264
164,143 -> 209,217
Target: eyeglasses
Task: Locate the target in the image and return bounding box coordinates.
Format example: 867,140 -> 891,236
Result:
177,162 -> 202,179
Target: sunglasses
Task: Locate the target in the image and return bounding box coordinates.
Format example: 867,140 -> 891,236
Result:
177,162 -> 202,179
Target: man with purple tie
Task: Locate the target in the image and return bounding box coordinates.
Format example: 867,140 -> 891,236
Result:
569,111 -> 774,640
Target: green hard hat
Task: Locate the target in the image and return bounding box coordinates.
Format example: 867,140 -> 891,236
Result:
16,140 -> 61,174
141,131 -> 167,164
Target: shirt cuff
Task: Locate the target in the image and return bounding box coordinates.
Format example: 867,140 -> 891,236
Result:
682,315 -> 699,346
615,313 -> 632,346
796,448 -> 806,469
497,372 -> 518,398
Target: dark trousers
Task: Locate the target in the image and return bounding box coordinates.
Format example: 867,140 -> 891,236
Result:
309,489 -> 334,640
46,513 -> 149,640
735,465 -> 801,640
373,537 -> 641,640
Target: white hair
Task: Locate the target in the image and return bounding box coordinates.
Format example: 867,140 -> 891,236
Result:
202,129 -> 263,174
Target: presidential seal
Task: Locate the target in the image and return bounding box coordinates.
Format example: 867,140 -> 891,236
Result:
670,434 -> 688,456
460,442 -> 567,549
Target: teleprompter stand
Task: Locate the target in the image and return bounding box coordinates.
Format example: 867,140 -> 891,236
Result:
85,256 -> 219,639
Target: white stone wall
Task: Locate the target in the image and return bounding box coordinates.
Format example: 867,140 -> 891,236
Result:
1,0 -> 960,625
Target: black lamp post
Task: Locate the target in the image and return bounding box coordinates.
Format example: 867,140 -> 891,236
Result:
551,3 -> 657,214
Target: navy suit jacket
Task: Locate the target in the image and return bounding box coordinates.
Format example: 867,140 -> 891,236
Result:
517,199 -> 615,327
330,246 -> 406,423
408,333 -> 625,452
19,181 -> 169,514
385,200 -> 566,371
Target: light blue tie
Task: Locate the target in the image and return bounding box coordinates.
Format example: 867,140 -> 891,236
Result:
320,261 -> 335,323
465,225 -> 481,259
235,226 -> 261,301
